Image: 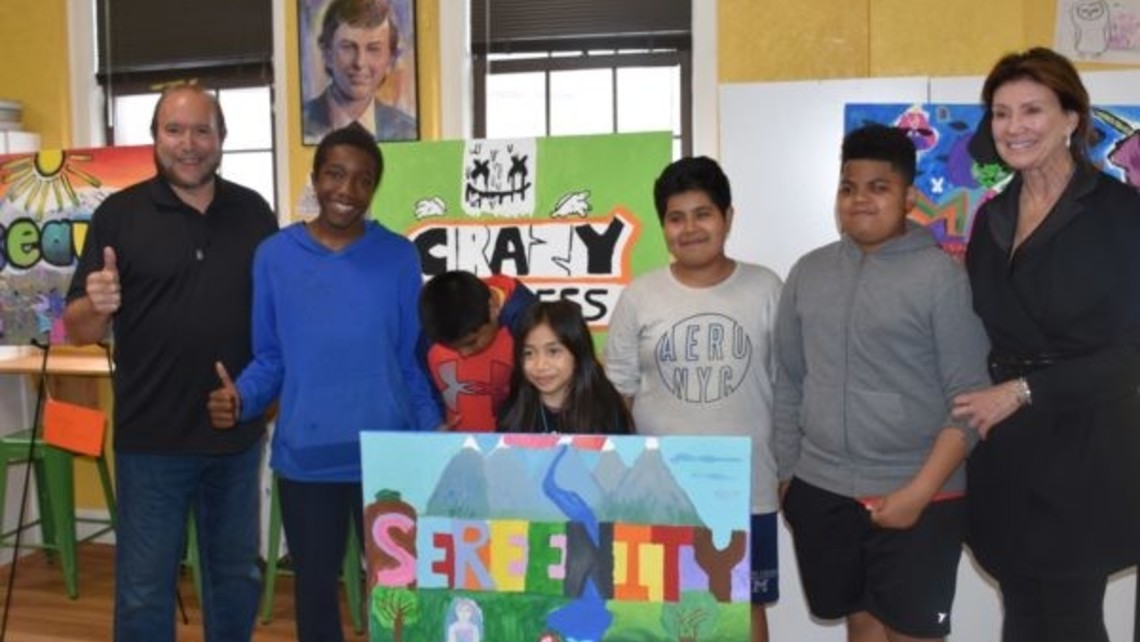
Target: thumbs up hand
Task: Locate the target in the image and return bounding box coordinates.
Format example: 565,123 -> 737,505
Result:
86,247 -> 121,314
207,361 -> 242,429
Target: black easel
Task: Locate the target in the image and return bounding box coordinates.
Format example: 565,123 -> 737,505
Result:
0,338 -> 53,642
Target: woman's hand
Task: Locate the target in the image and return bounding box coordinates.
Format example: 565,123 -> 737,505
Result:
952,380 -> 1025,439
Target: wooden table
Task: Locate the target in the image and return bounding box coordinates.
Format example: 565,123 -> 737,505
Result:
0,347 -> 112,378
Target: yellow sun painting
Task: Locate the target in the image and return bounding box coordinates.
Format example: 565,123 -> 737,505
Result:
0,150 -> 102,218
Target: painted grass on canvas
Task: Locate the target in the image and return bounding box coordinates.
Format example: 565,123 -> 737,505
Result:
368,587 -> 750,642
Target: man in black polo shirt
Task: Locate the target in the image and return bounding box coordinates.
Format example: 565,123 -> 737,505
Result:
64,85 -> 277,642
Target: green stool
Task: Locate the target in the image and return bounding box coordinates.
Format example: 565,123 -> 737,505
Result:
184,511 -> 202,599
0,428 -> 116,598
258,477 -> 364,633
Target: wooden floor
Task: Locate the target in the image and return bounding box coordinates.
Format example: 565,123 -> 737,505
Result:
0,544 -> 367,641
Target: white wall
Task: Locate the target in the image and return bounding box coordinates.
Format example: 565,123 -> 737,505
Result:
720,71 -> 1140,642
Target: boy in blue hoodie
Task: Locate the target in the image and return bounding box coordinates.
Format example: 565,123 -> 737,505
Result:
773,124 -> 990,642
208,123 -> 439,642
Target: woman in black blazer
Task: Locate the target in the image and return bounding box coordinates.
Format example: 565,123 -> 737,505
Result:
952,47 -> 1140,642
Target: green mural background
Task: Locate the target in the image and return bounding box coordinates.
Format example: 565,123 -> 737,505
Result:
369,132 -> 673,331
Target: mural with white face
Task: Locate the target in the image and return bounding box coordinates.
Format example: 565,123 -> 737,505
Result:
462,138 -> 537,218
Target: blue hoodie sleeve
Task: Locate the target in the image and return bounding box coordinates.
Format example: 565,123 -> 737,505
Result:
236,243 -> 285,421
398,247 -> 443,431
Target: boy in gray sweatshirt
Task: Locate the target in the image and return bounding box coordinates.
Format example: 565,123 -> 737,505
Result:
773,124 -> 990,642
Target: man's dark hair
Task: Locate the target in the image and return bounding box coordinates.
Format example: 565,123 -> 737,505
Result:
841,124 -> 917,184
312,123 -> 384,191
652,156 -> 732,223
318,0 -> 400,56
149,85 -> 227,141
419,271 -> 492,344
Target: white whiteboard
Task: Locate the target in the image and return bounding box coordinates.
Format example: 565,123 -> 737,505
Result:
722,70 -> 1140,278
720,70 -> 1140,642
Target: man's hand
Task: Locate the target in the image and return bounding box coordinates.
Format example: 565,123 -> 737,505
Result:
86,247 -> 121,314
207,361 -> 241,429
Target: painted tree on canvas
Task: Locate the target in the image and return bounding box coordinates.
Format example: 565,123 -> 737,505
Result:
660,591 -> 721,642
372,587 -> 421,642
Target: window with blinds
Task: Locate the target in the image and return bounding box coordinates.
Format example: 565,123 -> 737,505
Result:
94,0 -> 277,209
471,0 -> 692,157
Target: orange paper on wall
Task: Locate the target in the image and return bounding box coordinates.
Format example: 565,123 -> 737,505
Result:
43,398 -> 107,457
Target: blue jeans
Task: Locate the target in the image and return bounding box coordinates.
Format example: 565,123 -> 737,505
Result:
114,441 -> 263,642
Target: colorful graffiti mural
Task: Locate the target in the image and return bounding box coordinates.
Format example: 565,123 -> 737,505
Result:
0,146 -> 153,345
360,432 -> 753,642
367,133 -> 673,328
845,103 -> 1140,259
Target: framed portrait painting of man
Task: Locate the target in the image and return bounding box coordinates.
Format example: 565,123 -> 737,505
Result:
298,0 -> 419,145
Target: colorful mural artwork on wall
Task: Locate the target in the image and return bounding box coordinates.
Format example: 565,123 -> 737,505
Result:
845,103 -> 1140,259
360,432 -> 753,642
367,133 -> 673,328
0,146 -> 153,345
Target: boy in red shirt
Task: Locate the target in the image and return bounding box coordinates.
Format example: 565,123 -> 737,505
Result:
419,271 -> 537,431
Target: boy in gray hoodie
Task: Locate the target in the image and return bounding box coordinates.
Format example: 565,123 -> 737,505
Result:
773,124 -> 990,642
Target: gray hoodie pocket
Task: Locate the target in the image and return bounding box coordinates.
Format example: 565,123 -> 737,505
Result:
800,380 -> 845,454
847,387 -> 909,458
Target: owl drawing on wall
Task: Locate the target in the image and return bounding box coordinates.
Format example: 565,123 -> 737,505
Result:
1071,0 -> 1111,57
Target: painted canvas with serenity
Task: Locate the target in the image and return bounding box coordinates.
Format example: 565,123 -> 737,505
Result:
360,432 -> 753,641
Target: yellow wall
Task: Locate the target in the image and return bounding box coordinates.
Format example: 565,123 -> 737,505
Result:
718,0 -> 1027,81
0,0 -> 71,148
718,0 -> 1135,84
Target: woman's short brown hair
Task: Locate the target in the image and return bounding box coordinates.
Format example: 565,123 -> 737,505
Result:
981,47 -> 1092,166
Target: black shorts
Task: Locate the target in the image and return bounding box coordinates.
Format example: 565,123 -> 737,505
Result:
751,513 -> 779,604
782,477 -> 965,638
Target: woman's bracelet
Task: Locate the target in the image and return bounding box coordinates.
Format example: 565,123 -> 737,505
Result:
1013,377 -> 1033,407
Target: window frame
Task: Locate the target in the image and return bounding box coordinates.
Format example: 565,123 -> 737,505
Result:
473,46 -> 692,156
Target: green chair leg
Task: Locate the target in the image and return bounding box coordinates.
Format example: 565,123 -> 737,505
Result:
258,477 -> 283,623
96,455 -> 117,528
31,458 -> 56,562
41,444 -> 78,598
185,511 -> 202,600
342,525 -> 364,633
